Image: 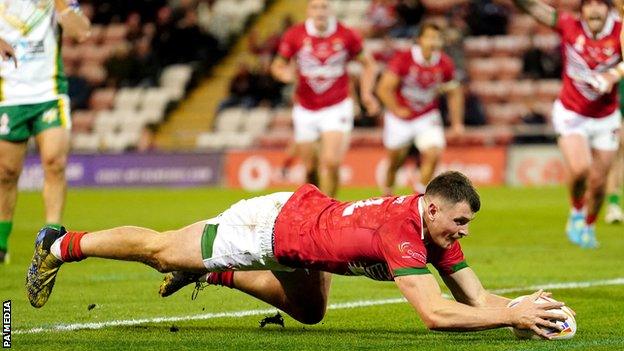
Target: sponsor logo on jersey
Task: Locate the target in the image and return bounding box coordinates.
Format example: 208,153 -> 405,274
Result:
399,241 -> 426,263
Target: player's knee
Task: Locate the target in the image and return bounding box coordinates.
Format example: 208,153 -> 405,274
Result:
569,165 -> 589,180
320,158 -> 340,172
295,307 -> 326,325
41,154 -> 67,176
0,164 -> 21,185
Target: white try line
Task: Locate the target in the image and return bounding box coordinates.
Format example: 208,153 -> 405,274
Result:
14,277 -> 624,335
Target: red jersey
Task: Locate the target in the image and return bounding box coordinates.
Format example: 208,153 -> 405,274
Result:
273,184 -> 468,280
556,12 -> 622,118
277,18 -> 363,110
387,46 -> 455,119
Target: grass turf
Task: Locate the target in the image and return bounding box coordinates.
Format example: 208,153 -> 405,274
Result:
1,186 -> 623,350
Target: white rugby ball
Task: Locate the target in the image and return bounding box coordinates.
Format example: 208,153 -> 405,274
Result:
507,295 -> 576,340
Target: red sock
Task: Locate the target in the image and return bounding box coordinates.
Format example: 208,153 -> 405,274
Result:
586,214 -> 597,225
572,197 -> 585,211
60,231 -> 88,262
206,271 -> 234,288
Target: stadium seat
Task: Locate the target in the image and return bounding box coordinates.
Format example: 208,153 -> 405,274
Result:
508,79 -> 535,103
94,110 -> 122,134
256,130 -> 292,149
71,133 -> 101,152
71,110 -> 96,133
114,87 -> 145,111
196,132 -> 228,149
507,15 -> 537,35
225,132 -> 255,149
492,35 -> 531,57
244,108 -> 272,136
463,36 -> 494,58
215,108 -> 244,132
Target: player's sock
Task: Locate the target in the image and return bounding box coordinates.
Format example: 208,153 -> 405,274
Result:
51,231 -> 88,262
586,213 -> 597,226
0,221 -> 12,253
608,193 -> 621,206
571,197 -> 585,212
203,271 -> 235,288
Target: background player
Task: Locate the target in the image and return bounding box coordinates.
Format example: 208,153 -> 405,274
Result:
512,0 -> 623,247
376,22 -> 464,196
27,171 -> 568,339
271,0 -> 379,197
0,0 -> 91,264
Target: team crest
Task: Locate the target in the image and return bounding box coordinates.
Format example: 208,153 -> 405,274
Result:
573,36 -> 585,53
42,108 -> 58,124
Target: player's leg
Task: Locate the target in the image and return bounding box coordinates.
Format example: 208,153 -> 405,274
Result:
33,97 -> 71,226
26,221 -> 208,307
414,111 -> 446,190
319,130 -> 349,197
0,103 -> 32,263
232,270 -> 332,324
383,146 -> 410,196
163,269 -> 332,325
604,130 -> 623,224
297,141 -> 319,185
0,140 -> 27,263
558,134 -> 591,244
292,104 -> 320,186
382,111 -> 414,195
318,99 -> 354,197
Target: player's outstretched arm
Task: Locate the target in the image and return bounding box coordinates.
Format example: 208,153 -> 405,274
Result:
357,53 -> 381,116
395,274 -> 567,338
510,0 -> 557,28
271,56 -> 296,84
55,0 -> 91,42
442,267 -> 510,308
443,82 -> 465,139
376,71 -> 411,118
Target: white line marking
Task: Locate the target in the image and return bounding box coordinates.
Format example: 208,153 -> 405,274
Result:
14,277 -> 624,335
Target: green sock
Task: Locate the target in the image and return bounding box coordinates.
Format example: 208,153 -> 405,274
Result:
45,223 -> 62,231
608,193 -> 621,206
0,221 -> 13,252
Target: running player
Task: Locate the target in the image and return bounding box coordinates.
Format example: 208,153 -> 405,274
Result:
26,171 -> 568,338
0,0 -> 90,263
271,0 -> 379,197
512,0 -> 623,247
376,22 -> 464,196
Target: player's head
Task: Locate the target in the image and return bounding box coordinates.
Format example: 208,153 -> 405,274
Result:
580,0 -> 611,34
416,22 -> 444,54
423,171 -> 480,249
307,0 -> 332,32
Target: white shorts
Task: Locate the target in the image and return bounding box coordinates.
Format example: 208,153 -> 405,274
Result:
382,109 -> 446,151
552,100 -> 622,151
201,192 -> 294,272
292,98 -> 354,143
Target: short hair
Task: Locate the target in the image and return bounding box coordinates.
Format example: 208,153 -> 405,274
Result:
425,171 -> 481,213
416,22 -> 442,38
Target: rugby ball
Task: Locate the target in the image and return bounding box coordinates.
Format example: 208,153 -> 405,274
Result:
507,295 -> 576,340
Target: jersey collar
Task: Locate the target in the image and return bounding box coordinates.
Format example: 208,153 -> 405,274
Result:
411,45 -> 440,67
418,196 -> 425,240
581,12 -> 615,40
305,16 -> 338,38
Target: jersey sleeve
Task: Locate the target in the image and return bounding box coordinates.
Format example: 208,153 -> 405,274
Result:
378,219 -> 431,277
441,55 -> 456,83
554,11 -> 575,35
387,51 -> 407,77
430,241 -> 468,276
277,27 -> 298,60
347,28 -> 364,59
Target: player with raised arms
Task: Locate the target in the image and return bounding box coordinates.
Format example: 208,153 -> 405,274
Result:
271,0 -> 379,197
26,171 -> 569,339
511,0 -> 623,247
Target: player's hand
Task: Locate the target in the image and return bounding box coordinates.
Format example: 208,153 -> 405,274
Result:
447,124 -> 465,141
393,106 -> 412,119
0,38 -> 17,68
508,290 -> 567,340
588,71 -> 619,94
361,93 -> 381,116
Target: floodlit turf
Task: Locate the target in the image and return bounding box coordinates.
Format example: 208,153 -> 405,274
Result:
2,186 -> 623,350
